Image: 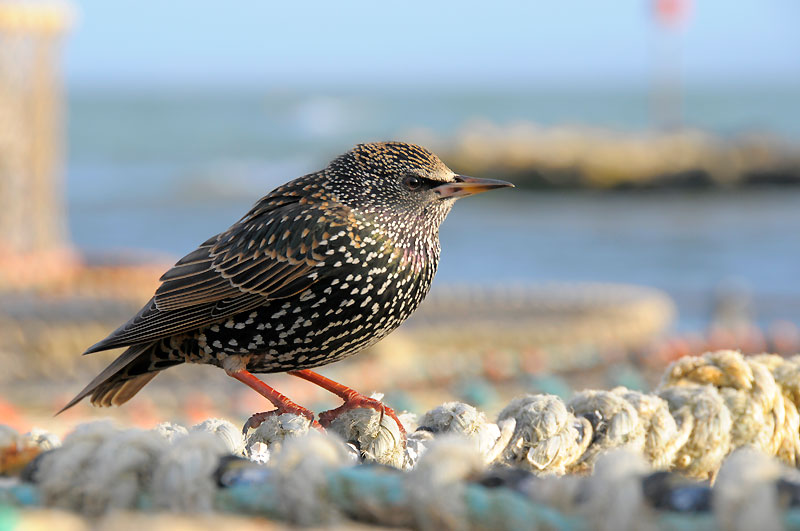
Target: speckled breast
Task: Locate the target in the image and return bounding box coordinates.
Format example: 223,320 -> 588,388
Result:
186,230 -> 438,373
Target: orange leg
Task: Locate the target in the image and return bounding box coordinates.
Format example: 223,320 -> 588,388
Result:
229,369 -> 321,431
288,369 -> 406,437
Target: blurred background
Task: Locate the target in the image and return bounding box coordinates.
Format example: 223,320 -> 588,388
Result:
1,0 -> 799,433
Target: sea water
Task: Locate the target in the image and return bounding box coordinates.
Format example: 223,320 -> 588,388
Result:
65,86 -> 800,330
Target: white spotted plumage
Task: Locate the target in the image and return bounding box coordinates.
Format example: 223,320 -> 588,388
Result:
63,141 -> 513,412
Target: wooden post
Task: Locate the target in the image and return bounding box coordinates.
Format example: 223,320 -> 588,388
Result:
0,3 -> 74,288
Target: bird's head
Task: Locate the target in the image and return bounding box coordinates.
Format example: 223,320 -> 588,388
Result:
326,141 -> 513,238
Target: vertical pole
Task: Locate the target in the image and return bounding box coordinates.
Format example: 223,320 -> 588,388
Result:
650,0 -> 691,131
0,4 -> 72,288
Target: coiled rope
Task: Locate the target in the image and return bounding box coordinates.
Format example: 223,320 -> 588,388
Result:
4,349 -> 800,529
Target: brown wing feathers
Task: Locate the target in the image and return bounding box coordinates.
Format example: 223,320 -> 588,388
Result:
83,198 -> 334,355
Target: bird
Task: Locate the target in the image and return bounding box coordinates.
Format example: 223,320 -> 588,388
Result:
60,141 -> 513,433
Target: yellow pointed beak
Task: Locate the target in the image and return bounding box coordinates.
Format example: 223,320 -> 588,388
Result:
434,175 -> 514,199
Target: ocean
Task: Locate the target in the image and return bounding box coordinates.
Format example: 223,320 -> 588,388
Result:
64,86 -> 800,330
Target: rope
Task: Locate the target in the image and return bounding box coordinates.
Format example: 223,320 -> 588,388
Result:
0,282 -> 673,385
4,349 -> 800,528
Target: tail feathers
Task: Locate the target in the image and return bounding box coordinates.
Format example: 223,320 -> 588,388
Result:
90,372 -> 159,408
58,342 -> 169,414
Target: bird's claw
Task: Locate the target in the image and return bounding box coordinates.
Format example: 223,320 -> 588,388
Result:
318,393 -> 407,441
242,411 -> 272,434
242,406 -> 322,434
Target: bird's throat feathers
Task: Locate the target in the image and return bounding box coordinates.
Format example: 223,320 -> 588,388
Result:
350,206 -> 442,277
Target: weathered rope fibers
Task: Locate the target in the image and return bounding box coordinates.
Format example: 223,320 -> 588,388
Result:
4,349 -> 800,529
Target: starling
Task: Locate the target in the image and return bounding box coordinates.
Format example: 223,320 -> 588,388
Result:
60,142 -> 513,432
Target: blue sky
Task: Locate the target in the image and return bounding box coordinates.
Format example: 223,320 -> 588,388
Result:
65,0 -> 799,88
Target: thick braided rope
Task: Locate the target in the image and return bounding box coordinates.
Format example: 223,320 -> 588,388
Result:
5,349 -> 800,525
497,350 -> 799,480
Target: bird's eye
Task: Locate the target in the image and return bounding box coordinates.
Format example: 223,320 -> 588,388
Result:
403,175 -> 423,191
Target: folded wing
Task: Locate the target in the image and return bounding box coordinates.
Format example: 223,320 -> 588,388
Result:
84,191 -> 345,354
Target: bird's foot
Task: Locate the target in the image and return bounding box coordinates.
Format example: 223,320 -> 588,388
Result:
242,403 -> 321,434
318,391 -> 406,439
285,370 -> 406,444
229,369 -> 322,433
